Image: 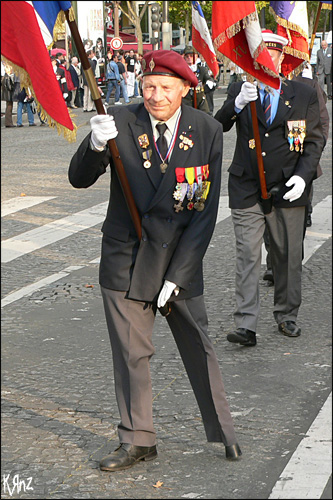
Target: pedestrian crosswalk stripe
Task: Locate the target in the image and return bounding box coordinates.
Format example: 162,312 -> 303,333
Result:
1,196 -> 57,217
1,202 -> 108,263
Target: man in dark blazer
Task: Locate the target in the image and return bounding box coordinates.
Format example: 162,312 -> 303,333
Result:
69,50 -> 241,472
214,31 -> 324,347
316,39 -> 332,99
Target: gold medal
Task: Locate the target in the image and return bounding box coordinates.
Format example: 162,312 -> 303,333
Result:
138,134 -> 150,149
249,139 -> 255,149
143,160 -> 151,169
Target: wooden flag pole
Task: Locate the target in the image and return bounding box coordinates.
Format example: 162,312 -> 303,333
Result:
249,100 -> 272,214
64,9 -> 142,240
309,2 -> 323,58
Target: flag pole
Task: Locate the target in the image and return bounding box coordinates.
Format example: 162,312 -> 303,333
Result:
249,101 -> 272,214
64,8 -> 142,241
309,2 -> 323,58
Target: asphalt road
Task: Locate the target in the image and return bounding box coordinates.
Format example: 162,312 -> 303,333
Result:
1,88 -> 332,499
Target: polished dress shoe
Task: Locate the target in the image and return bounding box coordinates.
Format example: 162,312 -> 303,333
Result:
225,443 -> 242,460
227,328 -> 256,346
100,443 -> 157,472
278,321 -> 301,337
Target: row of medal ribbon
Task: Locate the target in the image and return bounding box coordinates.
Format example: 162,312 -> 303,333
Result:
173,181 -> 211,212
287,120 -> 306,154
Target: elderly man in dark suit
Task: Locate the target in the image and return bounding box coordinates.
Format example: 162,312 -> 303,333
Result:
69,50 -> 241,472
214,30 -> 325,347
316,39 -> 332,99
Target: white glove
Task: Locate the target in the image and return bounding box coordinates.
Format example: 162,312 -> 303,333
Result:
235,81 -> 258,110
157,280 -> 180,308
206,80 -> 215,90
90,114 -> 118,151
63,93 -> 68,99
283,175 -> 306,202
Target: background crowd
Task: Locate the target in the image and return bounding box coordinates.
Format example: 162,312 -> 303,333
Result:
2,35 -> 331,123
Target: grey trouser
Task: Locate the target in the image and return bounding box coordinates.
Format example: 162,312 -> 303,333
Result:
231,203 -> 306,331
101,287 -> 237,447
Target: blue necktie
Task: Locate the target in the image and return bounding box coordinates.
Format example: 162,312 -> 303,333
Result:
263,89 -> 271,126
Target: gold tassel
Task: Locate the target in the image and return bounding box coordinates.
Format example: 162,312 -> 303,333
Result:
2,55 -> 77,143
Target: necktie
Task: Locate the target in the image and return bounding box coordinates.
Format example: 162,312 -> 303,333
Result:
263,89 -> 271,126
156,123 -> 168,160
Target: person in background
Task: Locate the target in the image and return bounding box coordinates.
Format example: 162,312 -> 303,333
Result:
68,49 -> 241,472
316,39 -> 332,99
82,49 -> 96,112
214,30 -> 325,345
16,86 -> 35,127
115,54 -> 130,104
125,49 -> 140,98
1,62 -> 16,127
182,45 -> 214,114
105,52 -> 121,106
68,56 -> 80,109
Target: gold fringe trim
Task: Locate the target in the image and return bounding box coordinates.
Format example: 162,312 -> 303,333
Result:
269,6 -> 308,40
68,6 -> 75,22
320,2 -> 332,10
46,6 -> 75,50
283,44 -> 309,62
213,11 -> 258,51
1,55 -> 77,143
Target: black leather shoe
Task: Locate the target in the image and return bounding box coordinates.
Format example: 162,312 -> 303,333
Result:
100,443 -> 157,472
263,269 -> 274,283
227,328 -> 256,346
278,321 -> 301,337
225,443 -> 242,460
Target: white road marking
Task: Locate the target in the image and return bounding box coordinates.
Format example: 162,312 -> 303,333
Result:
262,195 -> 332,265
1,202 -> 108,263
269,392 -> 332,499
216,195 -> 231,224
1,196 -> 57,217
1,266 -> 84,308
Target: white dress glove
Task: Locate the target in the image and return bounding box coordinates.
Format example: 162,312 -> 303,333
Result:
283,175 -> 306,202
90,114 -> 118,151
157,280 -> 180,308
235,81 -> 258,110
206,80 -> 215,90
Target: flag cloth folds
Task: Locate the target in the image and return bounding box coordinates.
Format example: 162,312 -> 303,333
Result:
191,1 -> 219,79
212,1 -> 280,89
270,1 -> 309,76
1,1 -> 76,142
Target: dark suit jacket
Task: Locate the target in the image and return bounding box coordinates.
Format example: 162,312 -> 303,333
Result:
69,103 -> 223,302
214,79 -> 324,209
316,47 -> 332,75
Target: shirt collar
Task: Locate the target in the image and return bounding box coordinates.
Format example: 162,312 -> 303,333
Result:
149,107 -> 182,139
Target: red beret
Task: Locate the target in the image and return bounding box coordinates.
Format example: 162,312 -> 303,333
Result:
142,50 -> 198,87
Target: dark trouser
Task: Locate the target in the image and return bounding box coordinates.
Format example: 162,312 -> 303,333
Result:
232,204 -> 306,331
101,287 -> 237,447
5,101 -> 13,126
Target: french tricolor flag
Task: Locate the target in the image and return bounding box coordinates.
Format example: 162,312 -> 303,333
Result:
1,1 -> 76,141
191,1 -> 219,79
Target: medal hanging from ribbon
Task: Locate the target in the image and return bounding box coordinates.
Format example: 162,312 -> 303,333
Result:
154,111 -> 181,173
